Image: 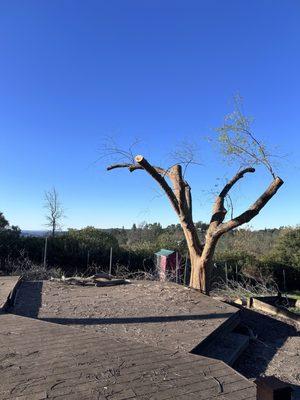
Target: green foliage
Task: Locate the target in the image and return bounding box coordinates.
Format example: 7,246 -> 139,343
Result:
214,227 -> 300,291
0,212 -> 9,229
216,95 -> 276,178
0,212 -> 21,269
67,227 -> 119,250
272,228 -> 300,268
216,227 -> 279,258
156,232 -> 182,251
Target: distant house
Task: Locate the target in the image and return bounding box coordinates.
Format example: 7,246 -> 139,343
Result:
155,249 -> 180,282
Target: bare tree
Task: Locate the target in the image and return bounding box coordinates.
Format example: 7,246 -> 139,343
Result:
44,187 -> 64,237
106,102 -> 284,294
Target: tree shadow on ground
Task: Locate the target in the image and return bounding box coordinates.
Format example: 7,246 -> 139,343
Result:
40,312 -> 234,325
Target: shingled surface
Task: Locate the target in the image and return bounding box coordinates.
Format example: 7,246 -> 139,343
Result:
0,312 -> 256,400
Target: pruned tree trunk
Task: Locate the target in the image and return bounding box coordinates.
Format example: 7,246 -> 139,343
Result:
185,232 -> 217,294
188,252 -> 203,290
181,223 -> 206,292
198,235 -> 218,294
107,155 -> 284,295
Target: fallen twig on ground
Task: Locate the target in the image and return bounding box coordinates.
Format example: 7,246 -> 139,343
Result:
50,273 -> 129,287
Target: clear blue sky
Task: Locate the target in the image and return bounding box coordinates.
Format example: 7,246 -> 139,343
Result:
0,1 -> 299,231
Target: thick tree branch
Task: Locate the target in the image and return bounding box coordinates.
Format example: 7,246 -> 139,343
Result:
169,165 -> 188,213
168,164 -> 202,253
185,184 -> 192,212
107,156 -> 180,215
215,176 -> 284,236
134,155 -> 180,214
219,167 -> 255,197
210,167 -> 255,227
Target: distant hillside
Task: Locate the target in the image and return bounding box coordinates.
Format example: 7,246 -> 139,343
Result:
21,230 -> 47,237
21,230 -> 66,237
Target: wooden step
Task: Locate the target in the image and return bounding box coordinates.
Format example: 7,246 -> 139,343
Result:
195,331 -> 249,366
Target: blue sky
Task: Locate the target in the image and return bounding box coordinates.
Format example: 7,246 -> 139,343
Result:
0,0 -> 299,230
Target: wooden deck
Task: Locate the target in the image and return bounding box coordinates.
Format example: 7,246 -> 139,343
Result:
0,312 -> 256,400
0,278 -> 256,399
13,280 -> 240,353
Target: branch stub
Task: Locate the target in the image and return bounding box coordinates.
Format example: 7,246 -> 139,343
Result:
135,155 -> 144,163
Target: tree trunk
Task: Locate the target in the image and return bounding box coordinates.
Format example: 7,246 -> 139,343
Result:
198,235 -> 218,294
181,222 -> 205,291
189,252 -> 204,290
187,233 -> 217,294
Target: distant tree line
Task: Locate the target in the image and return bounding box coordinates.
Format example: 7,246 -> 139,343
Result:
0,211 -> 299,290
